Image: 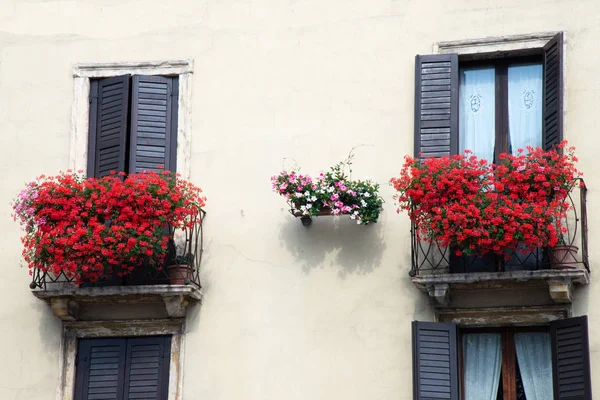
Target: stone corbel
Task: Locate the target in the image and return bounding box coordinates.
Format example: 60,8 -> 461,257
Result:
547,279 -> 573,304
49,296 -> 79,321
162,295 -> 189,318
427,283 -> 450,306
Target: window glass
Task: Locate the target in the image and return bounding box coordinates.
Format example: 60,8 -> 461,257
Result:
508,63 -> 543,153
459,67 -> 496,161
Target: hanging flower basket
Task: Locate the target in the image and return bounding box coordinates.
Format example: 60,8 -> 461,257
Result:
272,155 -> 383,225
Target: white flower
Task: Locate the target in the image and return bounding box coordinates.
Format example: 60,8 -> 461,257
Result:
306,203 -> 312,209
353,210 -> 359,215
361,199 -> 367,207
327,186 -> 335,193
300,205 -> 307,211
350,215 -> 356,220
363,192 -> 371,198
356,220 -> 361,225
311,196 -> 317,202
304,191 -> 310,196
295,192 -> 303,198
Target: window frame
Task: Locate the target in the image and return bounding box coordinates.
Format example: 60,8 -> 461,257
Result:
70,60 -> 193,180
459,54 -> 544,163
57,319 -> 186,400
459,326 -> 550,400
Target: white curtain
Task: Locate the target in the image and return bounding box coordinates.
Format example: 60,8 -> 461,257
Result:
463,333 -> 502,400
459,67 -> 496,162
514,332 -> 554,400
508,64 -> 543,152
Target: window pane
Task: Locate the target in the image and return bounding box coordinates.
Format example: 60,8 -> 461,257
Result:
508,63 -> 543,153
459,67 -> 496,161
462,333 -> 502,400
514,332 -> 554,400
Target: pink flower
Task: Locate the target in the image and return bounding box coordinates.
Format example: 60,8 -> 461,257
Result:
332,209 -> 340,215
335,201 -> 344,208
330,193 -> 340,201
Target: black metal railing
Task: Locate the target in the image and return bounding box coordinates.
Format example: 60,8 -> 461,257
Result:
30,209 -> 206,290
409,180 -> 588,276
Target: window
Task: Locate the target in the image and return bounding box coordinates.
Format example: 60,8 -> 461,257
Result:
459,58 -> 543,163
74,336 -> 171,400
87,75 -> 179,178
414,33 -> 563,160
412,317 -> 592,400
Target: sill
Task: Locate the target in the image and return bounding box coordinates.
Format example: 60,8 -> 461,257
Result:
411,269 -> 589,307
32,284 -> 203,321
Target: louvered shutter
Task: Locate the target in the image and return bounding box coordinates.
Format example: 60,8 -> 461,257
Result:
129,75 -> 178,173
88,75 -> 131,178
414,54 -> 459,159
543,32 -> 564,151
550,316 -> 592,400
123,336 -> 171,400
412,321 -> 459,400
74,338 -> 127,400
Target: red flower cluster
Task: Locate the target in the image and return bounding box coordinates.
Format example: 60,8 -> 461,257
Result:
390,142 -> 581,257
14,170 -> 206,283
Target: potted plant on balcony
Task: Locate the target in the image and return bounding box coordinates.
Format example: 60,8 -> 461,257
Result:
12,170 -> 206,286
271,153 -> 384,225
390,141 -> 582,263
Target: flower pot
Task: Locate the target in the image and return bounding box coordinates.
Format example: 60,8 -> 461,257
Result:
166,264 -> 193,285
550,245 -> 580,270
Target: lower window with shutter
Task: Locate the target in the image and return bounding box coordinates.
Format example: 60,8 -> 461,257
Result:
412,316 -> 592,400
74,336 -> 171,400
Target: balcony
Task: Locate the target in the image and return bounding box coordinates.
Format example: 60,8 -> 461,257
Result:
410,182 -> 590,307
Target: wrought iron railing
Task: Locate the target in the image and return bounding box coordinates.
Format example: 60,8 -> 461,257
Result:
30,209 -> 206,290
409,180 -> 588,276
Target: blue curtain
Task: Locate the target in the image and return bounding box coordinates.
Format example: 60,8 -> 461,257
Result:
463,333 -> 502,400
514,332 -> 554,400
459,67 -> 496,161
508,63 -> 543,152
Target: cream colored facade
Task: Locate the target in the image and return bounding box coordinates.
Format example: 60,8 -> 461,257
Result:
1,0 -> 599,399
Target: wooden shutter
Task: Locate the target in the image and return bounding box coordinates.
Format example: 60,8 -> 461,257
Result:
74,338 -> 127,400
129,75 -> 178,173
414,54 -> 459,159
88,75 -> 131,178
123,336 -> 171,400
550,316 -> 592,400
543,32 -> 564,151
412,321 -> 459,400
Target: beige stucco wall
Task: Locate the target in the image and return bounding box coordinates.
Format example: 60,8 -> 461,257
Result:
1,0 -> 599,399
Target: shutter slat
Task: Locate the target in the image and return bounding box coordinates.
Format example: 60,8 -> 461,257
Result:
413,321 -> 458,400
75,338 -> 127,400
415,54 -> 458,159
551,316 -> 592,400
543,32 -> 564,151
88,75 -> 130,178
123,336 -> 171,400
129,75 -> 178,173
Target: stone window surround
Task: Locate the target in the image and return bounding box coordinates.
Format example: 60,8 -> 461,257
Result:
70,60 -> 194,180
56,319 -> 186,400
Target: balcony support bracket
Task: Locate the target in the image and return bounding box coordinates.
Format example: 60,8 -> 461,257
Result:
547,279 -> 573,304
427,284 -> 450,306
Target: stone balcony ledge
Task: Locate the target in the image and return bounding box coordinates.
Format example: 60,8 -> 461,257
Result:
33,284 -> 203,321
412,269 -> 589,306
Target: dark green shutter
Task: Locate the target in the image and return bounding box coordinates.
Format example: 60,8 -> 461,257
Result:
550,316 -> 592,400
414,54 -> 459,159
88,75 -> 131,178
74,338 -> 127,400
543,32 -> 564,151
412,321 -> 459,400
129,75 -> 178,173
123,336 -> 171,400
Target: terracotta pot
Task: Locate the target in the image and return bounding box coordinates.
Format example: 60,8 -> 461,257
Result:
166,264 -> 193,285
550,245 -> 580,269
